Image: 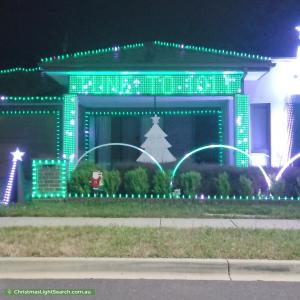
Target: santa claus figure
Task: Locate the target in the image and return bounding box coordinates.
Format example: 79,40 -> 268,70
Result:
90,171 -> 103,191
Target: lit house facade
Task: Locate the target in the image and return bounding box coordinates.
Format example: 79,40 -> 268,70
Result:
0,41 -> 299,189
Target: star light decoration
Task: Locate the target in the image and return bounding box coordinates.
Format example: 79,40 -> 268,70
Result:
1,148 -> 25,206
11,148 -> 25,162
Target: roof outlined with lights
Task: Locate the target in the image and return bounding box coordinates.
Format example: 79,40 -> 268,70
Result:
0,41 -> 274,76
41,41 -> 273,73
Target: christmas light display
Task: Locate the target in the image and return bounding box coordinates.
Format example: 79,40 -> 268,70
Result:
40,43 -> 144,63
171,144 -> 271,189
38,40 -> 271,64
153,41 -> 271,61
75,143 -> 164,174
0,96 -> 62,103
83,109 -> 223,163
235,94 -> 249,166
0,40 -> 270,77
32,160 -> 67,198
275,152 -> 300,182
64,192 -> 299,201
284,100 -> 294,164
63,95 -> 78,175
69,71 -> 243,95
0,67 -> 41,75
1,148 -> 24,206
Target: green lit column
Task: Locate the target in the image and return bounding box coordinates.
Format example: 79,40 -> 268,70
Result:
234,94 -> 249,167
63,94 -> 78,176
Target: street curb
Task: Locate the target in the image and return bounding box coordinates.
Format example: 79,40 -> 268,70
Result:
0,258 -> 299,281
228,259 -> 300,281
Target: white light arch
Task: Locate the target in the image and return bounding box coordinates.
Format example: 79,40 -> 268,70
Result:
171,144 -> 272,189
74,143 -> 165,173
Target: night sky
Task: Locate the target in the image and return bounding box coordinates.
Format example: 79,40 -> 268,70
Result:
1,0 -> 300,68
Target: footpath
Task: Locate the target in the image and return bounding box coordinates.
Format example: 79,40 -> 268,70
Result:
0,217 -> 299,229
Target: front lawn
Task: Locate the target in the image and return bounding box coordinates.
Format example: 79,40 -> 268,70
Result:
0,226 -> 299,259
1,199 -> 300,219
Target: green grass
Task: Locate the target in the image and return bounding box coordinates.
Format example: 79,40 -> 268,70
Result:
0,226 -> 299,259
0,199 -> 300,218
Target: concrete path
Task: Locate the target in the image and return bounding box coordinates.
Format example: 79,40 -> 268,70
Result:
0,258 -> 300,281
0,217 -> 300,229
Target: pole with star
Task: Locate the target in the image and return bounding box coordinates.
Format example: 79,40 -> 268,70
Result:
1,148 -> 25,206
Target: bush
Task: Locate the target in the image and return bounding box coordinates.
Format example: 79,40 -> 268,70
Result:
238,175 -> 253,196
68,161 -> 103,194
179,171 -> 202,195
152,171 -> 172,195
103,170 -> 121,195
124,167 -> 149,194
295,176 -> 300,196
270,179 -> 286,197
215,172 -> 231,196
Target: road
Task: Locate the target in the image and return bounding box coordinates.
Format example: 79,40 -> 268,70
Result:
0,279 -> 299,300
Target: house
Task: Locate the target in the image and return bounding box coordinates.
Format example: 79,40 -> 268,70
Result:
0,40 -> 299,197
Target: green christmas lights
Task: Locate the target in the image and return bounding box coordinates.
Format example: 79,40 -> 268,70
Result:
218,113 -> 223,164
55,111 -> 61,158
235,94 -> 249,167
57,193 -> 300,201
38,40 -> 270,64
0,67 -> 41,75
0,96 -> 62,103
84,109 -> 222,116
84,113 -> 90,159
0,110 -> 56,115
63,94 -> 78,175
83,109 -> 223,163
40,43 -> 144,63
32,159 -> 67,199
0,109 -> 62,158
0,40 -> 270,81
69,72 -> 243,96
154,41 -> 271,61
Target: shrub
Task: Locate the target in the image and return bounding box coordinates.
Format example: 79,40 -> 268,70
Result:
103,170 -> 121,195
238,175 -> 253,196
124,167 -> 149,194
295,176 -> 300,196
270,179 -> 286,197
68,161 -> 103,194
215,172 -> 231,196
179,171 -> 202,195
152,171 -> 172,195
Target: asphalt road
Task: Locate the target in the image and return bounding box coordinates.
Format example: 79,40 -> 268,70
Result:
0,279 -> 299,300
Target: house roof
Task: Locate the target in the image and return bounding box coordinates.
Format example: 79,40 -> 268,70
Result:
40,41 -> 273,73
0,72 -> 65,96
0,41 -> 275,95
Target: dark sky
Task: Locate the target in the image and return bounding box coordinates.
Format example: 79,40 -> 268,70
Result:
1,0 -> 300,68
